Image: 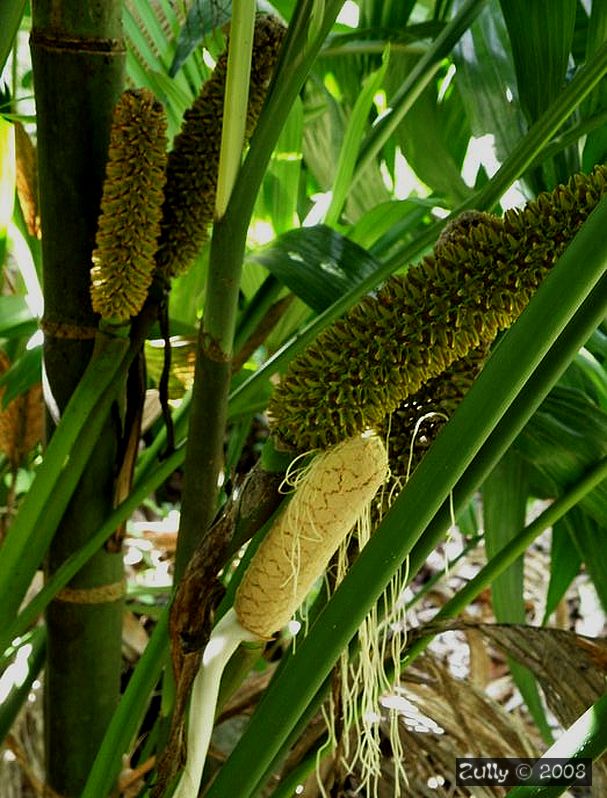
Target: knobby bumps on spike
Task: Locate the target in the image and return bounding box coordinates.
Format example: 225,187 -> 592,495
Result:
156,14 -> 286,278
269,166 -> 607,452
90,89 -> 168,323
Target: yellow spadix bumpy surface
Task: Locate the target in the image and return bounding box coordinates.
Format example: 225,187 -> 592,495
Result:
269,166 -> 607,451
90,89 -> 167,322
156,14 -> 286,278
234,433 -> 389,639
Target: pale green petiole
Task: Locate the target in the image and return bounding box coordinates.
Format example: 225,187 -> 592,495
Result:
172,609 -> 258,798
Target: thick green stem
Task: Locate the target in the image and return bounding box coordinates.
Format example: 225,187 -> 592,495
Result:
2,446 -> 182,653
30,1 -> 126,793
81,609 -> 170,798
175,0 -> 345,579
174,0 -> 257,580
0,334 -> 129,628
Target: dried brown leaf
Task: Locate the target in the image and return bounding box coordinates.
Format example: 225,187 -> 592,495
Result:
409,622 -> 607,794
0,351 -> 43,469
14,122 -> 40,238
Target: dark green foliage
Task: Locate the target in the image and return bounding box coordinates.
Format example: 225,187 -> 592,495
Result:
156,14 -> 286,278
269,166 -> 607,451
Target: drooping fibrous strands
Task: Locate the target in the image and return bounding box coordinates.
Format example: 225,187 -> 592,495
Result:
331,519 -> 408,798
382,345 -> 489,481
90,89 -> 168,322
234,434 -> 389,639
269,165 -> 607,451
173,434 -> 387,798
156,14 -> 286,278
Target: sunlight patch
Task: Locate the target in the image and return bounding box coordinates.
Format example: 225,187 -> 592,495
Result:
337,1 -> 360,28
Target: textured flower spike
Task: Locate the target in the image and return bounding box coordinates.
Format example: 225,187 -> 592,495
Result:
269,166 -> 607,451
234,433 -> 389,638
90,89 -> 168,323
156,14 -> 286,278
172,433 -> 388,798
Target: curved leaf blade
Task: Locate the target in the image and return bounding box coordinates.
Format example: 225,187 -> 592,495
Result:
246,224 -> 381,312
499,0 -> 577,125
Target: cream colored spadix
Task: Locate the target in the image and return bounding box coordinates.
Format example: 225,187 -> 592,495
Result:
234,432 -> 389,638
172,434 -> 388,798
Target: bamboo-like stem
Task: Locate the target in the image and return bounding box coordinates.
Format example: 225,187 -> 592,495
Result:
80,609 -> 170,798
0,335 -> 130,628
3,445 -> 183,653
30,1 -> 126,793
174,0 -> 345,579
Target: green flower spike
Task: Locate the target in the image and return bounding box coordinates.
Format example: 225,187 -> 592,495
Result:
156,14 -> 286,279
269,166 -> 607,452
90,89 -> 168,323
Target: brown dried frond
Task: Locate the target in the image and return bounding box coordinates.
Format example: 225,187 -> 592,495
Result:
0,351 -> 43,469
14,122 -> 40,238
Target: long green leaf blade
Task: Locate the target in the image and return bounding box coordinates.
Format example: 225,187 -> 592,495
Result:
499,0 -> 576,125
324,50 -> 389,226
504,690 -> 607,798
248,225 -> 381,312
0,0 -> 25,75
0,335 -> 130,629
483,452 -> 553,742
